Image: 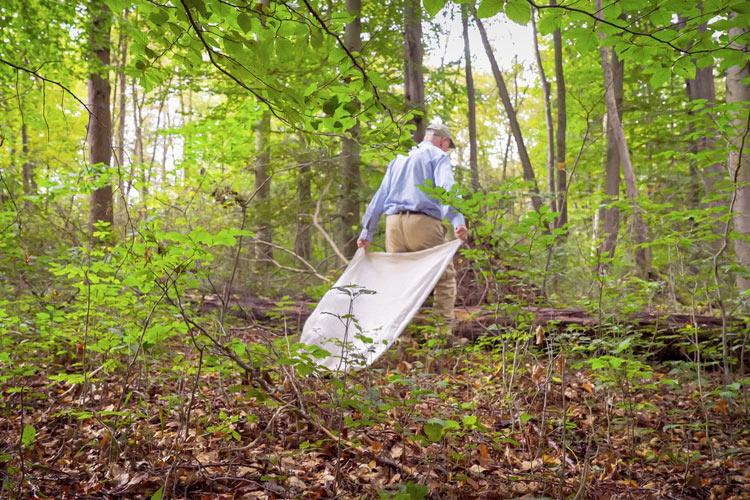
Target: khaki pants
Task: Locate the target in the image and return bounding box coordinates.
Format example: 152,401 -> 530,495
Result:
385,213 -> 456,320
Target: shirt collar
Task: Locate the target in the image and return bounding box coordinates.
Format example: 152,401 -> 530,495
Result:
419,140 -> 445,154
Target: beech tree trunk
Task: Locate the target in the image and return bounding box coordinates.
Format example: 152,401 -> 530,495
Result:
552,3 -> 567,228
598,48 -> 623,263
340,0 -> 362,258
461,5 -> 480,191
531,11 -> 554,212
474,9 -> 542,212
726,23 -> 750,293
404,0 -> 425,143
595,0 -> 650,276
255,112 -> 273,265
88,0 -> 113,238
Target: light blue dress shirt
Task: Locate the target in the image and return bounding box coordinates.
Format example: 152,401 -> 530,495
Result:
359,141 -> 466,241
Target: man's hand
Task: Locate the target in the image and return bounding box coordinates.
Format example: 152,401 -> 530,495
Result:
454,225 -> 468,241
357,238 -> 371,254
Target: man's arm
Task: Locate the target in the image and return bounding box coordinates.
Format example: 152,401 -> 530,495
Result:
433,156 -> 467,237
357,163 -> 392,252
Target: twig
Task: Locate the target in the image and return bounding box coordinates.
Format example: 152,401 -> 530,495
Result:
572,432 -> 593,500
178,0 -> 284,123
295,0 -> 398,128
115,289 -> 169,411
59,365 -> 105,399
0,57 -> 92,115
254,238 -> 331,282
312,180 -> 349,266
164,278 -> 414,477
525,1 -> 741,55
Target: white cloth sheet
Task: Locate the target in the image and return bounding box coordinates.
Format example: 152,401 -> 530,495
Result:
300,239 -> 462,372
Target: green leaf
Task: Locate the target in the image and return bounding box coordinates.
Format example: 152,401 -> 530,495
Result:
237,12 -> 253,33
462,415 -> 477,426
504,0 -> 530,25
275,37 -> 294,59
477,0 -> 503,18
444,419 -> 460,430
189,227 -> 212,245
423,0 -> 447,18
616,338 -> 632,352
369,72 -> 388,88
405,482 -> 428,500
150,487 -> 164,500
303,82 -> 317,97
538,10 -> 562,35
149,10 -> 169,25
570,28 -> 598,53
520,413 -> 533,423
22,424 -> 35,449
423,421 -> 445,442
649,65 -> 671,87
185,0 -> 209,19
673,57 -> 696,79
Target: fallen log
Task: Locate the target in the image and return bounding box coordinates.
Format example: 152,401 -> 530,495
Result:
193,294 -> 744,339
192,294 -> 314,330
453,306 -> 742,339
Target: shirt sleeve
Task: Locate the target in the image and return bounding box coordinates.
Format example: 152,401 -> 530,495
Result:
433,155 -> 466,228
359,163 -> 392,240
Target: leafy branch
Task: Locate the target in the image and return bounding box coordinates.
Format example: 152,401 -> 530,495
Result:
527,0 -> 746,55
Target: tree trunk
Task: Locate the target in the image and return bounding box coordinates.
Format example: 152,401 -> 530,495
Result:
255,112 -> 273,265
21,123 -> 35,196
502,134 -> 512,183
404,0 -> 425,144
531,11 -> 554,212
295,141 -> 313,261
595,0 -> 650,276
688,64 -> 723,196
461,5 -> 480,191
115,12 -> 128,226
597,48 -> 624,263
551,0 -> 567,228
88,0 -> 113,238
340,0 -> 362,259
149,87 -> 169,187
474,9 -> 542,212
727,23 -> 750,293
161,104 -> 171,187
682,14 -> 725,241
131,79 -> 147,220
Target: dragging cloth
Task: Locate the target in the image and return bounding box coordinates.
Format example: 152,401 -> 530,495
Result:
300,239 -> 462,371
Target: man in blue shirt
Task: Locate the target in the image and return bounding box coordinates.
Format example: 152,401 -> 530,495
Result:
356,123 -> 469,322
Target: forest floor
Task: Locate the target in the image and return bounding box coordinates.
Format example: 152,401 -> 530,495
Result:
3,320 -> 750,500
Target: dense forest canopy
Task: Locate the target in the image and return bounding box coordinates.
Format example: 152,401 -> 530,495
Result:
1,0 -> 750,498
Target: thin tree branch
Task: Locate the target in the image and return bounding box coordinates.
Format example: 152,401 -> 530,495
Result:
178,0 -> 286,124
295,0 -> 398,127
254,238 -> 331,282
0,57 -> 92,116
526,0 -> 744,55
312,180 -> 349,266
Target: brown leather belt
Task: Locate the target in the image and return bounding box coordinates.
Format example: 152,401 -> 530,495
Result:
397,210 -> 439,220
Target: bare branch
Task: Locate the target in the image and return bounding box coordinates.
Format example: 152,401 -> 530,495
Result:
254,238 -> 331,282
313,180 -> 349,266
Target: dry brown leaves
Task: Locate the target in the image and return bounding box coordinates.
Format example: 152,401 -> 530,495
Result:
2,334 -> 750,500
